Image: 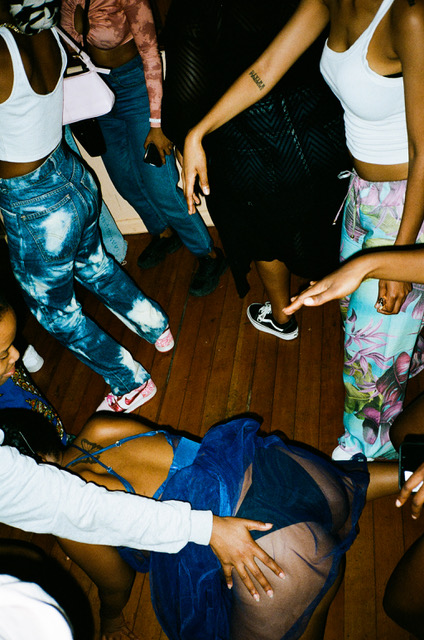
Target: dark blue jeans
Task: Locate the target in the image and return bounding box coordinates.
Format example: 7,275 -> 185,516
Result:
99,56 -> 212,256
0,143 -> 168,394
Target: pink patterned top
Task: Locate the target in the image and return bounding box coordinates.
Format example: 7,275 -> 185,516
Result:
60,0 -> 162,123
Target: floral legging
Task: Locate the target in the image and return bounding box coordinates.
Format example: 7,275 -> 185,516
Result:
339,172 -> 424,459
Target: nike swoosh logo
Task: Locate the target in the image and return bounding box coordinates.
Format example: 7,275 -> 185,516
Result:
124,385 -> 146,405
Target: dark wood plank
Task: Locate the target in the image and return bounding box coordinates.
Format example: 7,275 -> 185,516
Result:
1,231 -> 421,640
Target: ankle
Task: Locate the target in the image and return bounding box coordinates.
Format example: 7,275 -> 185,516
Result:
159,227 -> 173,239
271,309 -> 291,325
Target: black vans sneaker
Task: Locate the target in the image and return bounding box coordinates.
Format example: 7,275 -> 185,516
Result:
137,231 -> 183,269
247,302 -> 298,340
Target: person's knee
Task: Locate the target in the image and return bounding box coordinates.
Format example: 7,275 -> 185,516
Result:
34,300 -> 86,343
383,556 -> 424,638
382,581 -> 401,622
76,249 -> 116,285
383,586 -> 422,637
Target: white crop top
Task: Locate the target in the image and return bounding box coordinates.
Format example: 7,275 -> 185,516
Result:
320,0 -> 407,165
0,27 -> 67,163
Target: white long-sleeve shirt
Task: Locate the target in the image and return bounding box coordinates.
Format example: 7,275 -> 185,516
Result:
0,447 -> 213,552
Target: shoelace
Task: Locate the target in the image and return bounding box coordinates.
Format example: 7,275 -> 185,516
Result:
257,302 -> 272,322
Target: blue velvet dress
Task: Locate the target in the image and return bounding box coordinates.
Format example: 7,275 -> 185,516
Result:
119,418 -> 369,640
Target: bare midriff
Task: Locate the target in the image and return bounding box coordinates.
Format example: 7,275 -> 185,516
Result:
353,157 -> 408,182
87,38 -> 138,69
0,156 -> 49,179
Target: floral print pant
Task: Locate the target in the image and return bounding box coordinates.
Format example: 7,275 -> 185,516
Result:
339,172 -> 424,459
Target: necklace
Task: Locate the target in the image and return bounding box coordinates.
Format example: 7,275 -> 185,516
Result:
0,23 -> 24,34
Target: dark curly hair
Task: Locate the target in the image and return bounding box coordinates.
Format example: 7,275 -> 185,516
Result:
0,408 -> 65,462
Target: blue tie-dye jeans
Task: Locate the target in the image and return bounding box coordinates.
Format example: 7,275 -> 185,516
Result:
0,143 -> 168,395
338,171 -> 424,459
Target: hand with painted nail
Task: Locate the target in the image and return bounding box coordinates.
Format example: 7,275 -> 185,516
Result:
396,462 -> 424,519
210,515 -> 284,599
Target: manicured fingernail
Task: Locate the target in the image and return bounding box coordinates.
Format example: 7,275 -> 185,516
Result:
412,514 -> 418,520
266,590 -> 274,598
395,499 -> 401,507
279,572 -> 285,579
227,584 -> 233,590
253,593 -> 260,602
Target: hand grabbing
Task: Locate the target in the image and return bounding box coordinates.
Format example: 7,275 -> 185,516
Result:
210,515 -> 285,601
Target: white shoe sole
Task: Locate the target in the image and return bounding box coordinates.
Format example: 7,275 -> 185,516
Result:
96,380 -> 157,413
331,445 -> 374,462
247,310 -> 299,341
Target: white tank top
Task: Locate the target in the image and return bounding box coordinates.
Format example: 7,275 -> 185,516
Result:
320,0 -> 407,165
0,27 -> 67,162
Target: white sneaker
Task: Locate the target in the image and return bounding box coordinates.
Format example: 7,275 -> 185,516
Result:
22,345 -> 44,373
96,379 -> 157,413
154,327 -> 174,352
332,445 -> 374,462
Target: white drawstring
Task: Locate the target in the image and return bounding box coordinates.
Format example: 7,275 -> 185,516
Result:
333,170 -> 360,238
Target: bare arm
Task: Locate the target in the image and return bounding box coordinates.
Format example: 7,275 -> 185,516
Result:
377,0 -> 424,313
182,0 -> 330,212
284,247 -> 424,314
392,0 -> 424,248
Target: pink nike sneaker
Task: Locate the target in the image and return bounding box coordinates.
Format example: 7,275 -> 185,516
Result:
96,378 -> 157,413
154,327 -> 174,352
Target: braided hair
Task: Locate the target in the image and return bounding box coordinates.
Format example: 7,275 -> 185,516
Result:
0,408 -> 65,462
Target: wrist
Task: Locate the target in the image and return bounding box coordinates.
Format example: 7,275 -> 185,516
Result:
187,124 -> 207,145
362,254 -> 382,281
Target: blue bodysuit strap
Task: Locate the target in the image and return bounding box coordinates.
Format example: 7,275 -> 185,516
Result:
152,437 -> 201,500
65,430 -> 175,494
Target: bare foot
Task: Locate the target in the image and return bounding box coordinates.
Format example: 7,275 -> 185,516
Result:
101,614 -> 140,640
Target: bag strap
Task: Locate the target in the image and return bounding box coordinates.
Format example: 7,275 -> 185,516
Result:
81,0 -> 91,50
54,25 -> 111,75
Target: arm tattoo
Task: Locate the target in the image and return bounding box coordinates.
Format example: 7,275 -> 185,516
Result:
248,69 -> 266,91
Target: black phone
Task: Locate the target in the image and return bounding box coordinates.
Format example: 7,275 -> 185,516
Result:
399,438 -> 424,491
143,143 -> 162,168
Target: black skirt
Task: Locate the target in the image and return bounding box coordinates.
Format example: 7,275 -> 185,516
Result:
162,0 -> 350,296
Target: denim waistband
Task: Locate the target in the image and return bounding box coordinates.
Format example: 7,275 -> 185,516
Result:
101,53 -> 143,78
0,143 -> 67,192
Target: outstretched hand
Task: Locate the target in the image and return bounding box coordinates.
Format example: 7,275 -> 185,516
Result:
182,130 -> 210,214
283,260 -> 369,315
210,515 -> 284,600
396,462 -> 424,520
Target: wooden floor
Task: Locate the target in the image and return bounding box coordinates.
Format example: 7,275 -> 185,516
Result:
1,229 -> 423,640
